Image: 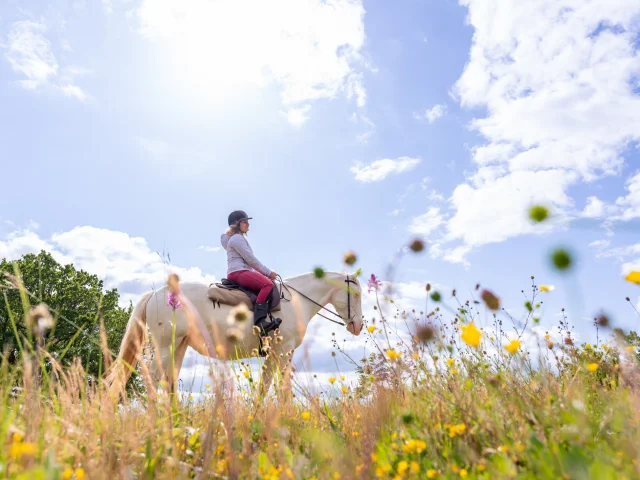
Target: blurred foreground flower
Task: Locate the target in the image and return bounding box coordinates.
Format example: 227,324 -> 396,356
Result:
343,251 -> 357,266
27,303 -> 54,332
460,323 -> 482,348
625,271 -> 640,284
550,248 -> 573,271
539,285 -> 555,292
587,363 -> 598,372
386,349 -> 401,361
529,205 -> 549,223
481,289 -> 500,311
409,238 -> 425,252
367,325 -> 376,333
505,339 -> 521,354
367,274 -> 382,293
227,303 -> 252,325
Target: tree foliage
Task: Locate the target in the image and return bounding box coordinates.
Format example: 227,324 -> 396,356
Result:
0,250 -> 132,380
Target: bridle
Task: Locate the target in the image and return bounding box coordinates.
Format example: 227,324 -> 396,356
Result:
276,275 -> 358,327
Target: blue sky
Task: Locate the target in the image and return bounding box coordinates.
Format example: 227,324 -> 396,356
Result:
1,0 -> 640,390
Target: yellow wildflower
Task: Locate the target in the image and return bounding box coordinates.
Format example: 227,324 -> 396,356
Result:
9,442 -> 37,460
625,346 -> 635,352
544,334 -> 550,340
427,470 -> 438,478
342,386 -> 348,394
625,271 -> 640,284
539,285 -> 555,292
446,423 -> 467,437
329,377 -> 336,384
505,339 -> 521,354
397,461 -> 409,475
205,384 -> 211,390
585,343 -> 591,349
451,465 -> 460,473
386,349 -> 401,361
301,411 -> 311,421
460,323 -> 482,348
460,469 -> 468,478
367,325 -> 376,333
412,352 -> 419,359
333,473 -> 341,479
446,358 -> 455,366
477,464 -> 486,471
410,461 -> 420,474
587,363 -> 598,372
75,468 -> 86,480
498,445 -> 509,453
62,468 -> 73,480
243,370 -> 249,378
402,439 -> 427,454
340,375 -> 345,381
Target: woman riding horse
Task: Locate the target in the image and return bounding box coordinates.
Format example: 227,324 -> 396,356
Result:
220,210 -> 282,336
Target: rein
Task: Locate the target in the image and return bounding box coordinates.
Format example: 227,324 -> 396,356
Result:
275,275 -> 357,327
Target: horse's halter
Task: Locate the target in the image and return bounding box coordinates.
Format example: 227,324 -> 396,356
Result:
277,275 -> 358,327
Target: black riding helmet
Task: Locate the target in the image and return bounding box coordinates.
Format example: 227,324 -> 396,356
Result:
228,210 -> 252,226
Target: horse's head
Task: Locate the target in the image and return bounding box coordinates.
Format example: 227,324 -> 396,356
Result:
330,274 -> 363,336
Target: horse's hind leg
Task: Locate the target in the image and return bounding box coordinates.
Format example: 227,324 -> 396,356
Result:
152,337 -> 189,394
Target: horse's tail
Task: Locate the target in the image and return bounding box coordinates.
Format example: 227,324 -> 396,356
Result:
105,291 -> 153,395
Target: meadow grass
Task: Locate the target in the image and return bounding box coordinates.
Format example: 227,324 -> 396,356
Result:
2,264 -> 640,480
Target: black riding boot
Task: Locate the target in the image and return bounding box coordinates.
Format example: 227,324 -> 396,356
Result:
253,302 -> 282,336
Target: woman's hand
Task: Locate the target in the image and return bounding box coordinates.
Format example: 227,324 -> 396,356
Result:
269,271 -> 278,281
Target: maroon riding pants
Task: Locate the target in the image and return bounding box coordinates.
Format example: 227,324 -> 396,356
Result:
227,270 -> 274,304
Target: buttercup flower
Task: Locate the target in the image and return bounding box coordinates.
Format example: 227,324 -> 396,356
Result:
460,323 -> 482,348
539,285 -> 555,292
625,271 -> 640,284
505,340 -> 521,354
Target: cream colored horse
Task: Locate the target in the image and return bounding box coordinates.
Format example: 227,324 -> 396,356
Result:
107,271 -> 363,396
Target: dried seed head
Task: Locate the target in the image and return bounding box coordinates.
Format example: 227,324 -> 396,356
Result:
416,324 -> 436,343
167,273 -> 180,294
481,289 -> 500,311
409,239 -> 425,253
227,303 -> 253,325
27,303 -> 54,332
343,251 -> 357,266
226,327 -> 244,343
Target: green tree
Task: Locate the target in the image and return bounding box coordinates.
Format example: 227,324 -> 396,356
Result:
0,250 -> 132,381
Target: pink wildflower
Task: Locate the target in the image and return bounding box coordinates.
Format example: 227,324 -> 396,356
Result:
368,274 -> 382,293
167,291 -> 182,310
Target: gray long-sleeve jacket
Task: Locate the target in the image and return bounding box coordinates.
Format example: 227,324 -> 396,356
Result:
220,233 -> 271,277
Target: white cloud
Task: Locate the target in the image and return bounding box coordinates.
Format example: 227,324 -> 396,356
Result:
614,171 -> 640,221
59,84 -> 88,101
408,207 -> 445,237
0,226 -> 216,306
3,20 -> 88,101
581,196 -> 606,218
351,157 -> 421,183
441,0 -> 640,262
447,169 -> 573,247
351,113 -> 376,145
420,104 -> 447,124
135,0 -> 367,116
282,105 -> 311,128
4,21 -> 58,90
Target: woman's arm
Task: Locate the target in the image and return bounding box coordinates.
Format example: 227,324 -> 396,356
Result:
228,235 -> 272,277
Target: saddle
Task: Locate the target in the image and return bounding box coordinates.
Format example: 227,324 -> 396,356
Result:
207,278 -> 282,312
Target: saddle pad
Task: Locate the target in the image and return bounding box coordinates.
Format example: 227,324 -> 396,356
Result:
207,286 -> 281,312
